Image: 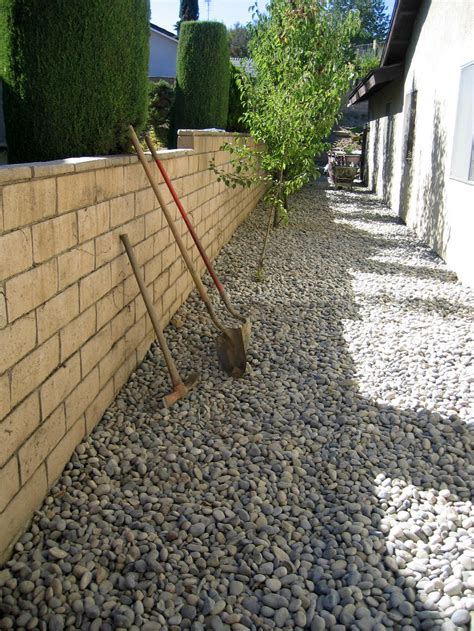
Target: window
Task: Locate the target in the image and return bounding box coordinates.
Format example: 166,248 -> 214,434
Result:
405,91 -> 417,162
451,62 -> 474,183
385,103 -> 393,152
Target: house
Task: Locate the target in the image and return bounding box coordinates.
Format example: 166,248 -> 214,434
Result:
348,0 -> 474,287
149,22 -> 178,82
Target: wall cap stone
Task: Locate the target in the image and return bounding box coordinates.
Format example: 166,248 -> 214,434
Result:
0,165 -> 32,185
0,149 -> 195,185
178,129 -> 249,137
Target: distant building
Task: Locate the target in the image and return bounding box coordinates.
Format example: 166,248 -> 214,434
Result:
348,0 -> 474,286
149,23 -> 178,82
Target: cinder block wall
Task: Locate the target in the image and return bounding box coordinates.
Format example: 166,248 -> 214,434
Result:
0,130 -> 264,563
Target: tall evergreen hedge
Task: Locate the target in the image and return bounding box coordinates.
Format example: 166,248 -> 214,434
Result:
173,21 -> 230,142
1,0 -> 149,163
227,64 -> 248,133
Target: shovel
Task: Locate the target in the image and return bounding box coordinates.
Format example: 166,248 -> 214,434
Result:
119,233 -> 198,407
144,134 -> 251,351
129,125 -> 248,377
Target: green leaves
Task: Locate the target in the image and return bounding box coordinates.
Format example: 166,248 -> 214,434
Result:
211,0 -> 358,220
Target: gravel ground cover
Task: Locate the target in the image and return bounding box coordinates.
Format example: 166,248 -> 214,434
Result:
0,183 -> 473,631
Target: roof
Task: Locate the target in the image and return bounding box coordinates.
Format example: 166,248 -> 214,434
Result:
347,0 -> 423,105
150,22 -> 178,42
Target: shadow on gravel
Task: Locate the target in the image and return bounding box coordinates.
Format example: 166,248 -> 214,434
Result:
238,184 -> 472,629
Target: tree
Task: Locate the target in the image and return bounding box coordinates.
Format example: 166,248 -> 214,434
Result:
1,0 -> 149,162
211,0 -> 359,273
171,21 -> 230,145
177,0 -> 199,33
329,0 -> 389,44
227,22 -> 252,58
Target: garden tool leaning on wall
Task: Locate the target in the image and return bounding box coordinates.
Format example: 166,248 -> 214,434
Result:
144,134 -> 251,352
129,125 -> 249,377
119,233 -> 199,407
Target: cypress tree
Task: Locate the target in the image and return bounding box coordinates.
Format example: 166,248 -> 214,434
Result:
1,0 -> 149,163
172,21 -> 230,144
179,0 -> 199,22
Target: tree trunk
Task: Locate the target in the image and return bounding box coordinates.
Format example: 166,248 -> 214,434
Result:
257,203 -> 275,278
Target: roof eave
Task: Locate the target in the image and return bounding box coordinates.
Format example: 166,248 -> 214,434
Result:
347,63 -> 405,106
149,22 -> 178,42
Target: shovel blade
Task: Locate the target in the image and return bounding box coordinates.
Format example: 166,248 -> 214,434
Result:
215,320 -> 251,377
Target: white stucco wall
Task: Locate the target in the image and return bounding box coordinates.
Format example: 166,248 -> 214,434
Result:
149,30 -> 178,79
367,0 -> 474,286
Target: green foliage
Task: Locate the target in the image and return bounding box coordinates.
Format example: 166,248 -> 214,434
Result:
147,80 -> 175,146
1,0 -> 149,163
328,0 -> 389,44
227,22 -> 252,58
0,0 -> 8,76
227,64 -> 248,133
172,21 -> 230,146
354,52 -> 380,80
177,0 -> 199,34
211,0 -> 359,219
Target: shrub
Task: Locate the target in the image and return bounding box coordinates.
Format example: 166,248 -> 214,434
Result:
147,80 -> 175,146
227,64 -> 248,133
354,53 -> 380,81
1,0 -> 149,163
171,21 -> 230,145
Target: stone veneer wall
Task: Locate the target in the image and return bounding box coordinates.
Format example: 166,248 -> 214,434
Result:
0,130 -> 265,563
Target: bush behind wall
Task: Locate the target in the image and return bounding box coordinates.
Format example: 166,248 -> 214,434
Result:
1,0 -> 149,163
172,21 -> 230,145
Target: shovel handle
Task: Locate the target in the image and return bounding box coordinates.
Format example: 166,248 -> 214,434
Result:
119,233 -> 183,389
147,141 -> 224,295
129,126 -> 227,336
145,135 -> 246,325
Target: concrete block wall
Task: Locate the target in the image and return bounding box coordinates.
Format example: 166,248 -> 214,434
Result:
0,130 -> 265,563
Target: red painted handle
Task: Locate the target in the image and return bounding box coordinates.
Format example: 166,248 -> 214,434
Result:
155,157 -> 225,295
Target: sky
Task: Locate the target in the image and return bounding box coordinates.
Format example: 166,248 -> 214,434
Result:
150,0 -> 397,34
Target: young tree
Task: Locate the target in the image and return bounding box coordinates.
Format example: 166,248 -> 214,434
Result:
212,0 -> 359,272
227,22 -> 252,58
329,0 -> 389,44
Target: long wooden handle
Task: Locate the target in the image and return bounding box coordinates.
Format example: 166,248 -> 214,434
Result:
120,233 -> 182,388
129,126 -> 226,335
146,140 -> 247,325
146,137 -> 225,294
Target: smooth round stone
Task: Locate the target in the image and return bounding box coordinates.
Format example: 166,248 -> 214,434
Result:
19,581 -> 35,595
48,615 -> 64,631
181,605 -> 196,620
450,610 -> 470,626
213,509 -> 226,522
356,617 -> 377,631
310,615 -> 326,631
399,601 -> 415,618
242,597 -> 260,615
265,578 -> 282,592
274,607 -> 290,627
444,580 -> 463,596
229,581 -> 245,596
294,609 -> 307,626
262,594 -> 288,609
